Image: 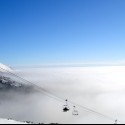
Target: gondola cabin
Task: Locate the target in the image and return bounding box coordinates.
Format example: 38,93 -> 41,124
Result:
63,99 -> 70,112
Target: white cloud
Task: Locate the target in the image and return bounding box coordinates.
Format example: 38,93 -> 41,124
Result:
1,66 -> 125,124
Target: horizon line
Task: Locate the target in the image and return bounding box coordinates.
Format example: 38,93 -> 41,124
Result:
12,62 -> 125,69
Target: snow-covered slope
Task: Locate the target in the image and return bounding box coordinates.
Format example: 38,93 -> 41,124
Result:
0,63 -> 12,72
0,63 -> 35,93
0,75 -> 23,89
0,74 -> 35,93
0,118 -> 27,124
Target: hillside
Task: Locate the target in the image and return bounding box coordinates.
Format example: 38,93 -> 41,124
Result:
0,118 -> 27,124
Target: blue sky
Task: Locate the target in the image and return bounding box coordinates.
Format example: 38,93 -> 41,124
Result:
0,0 -> 125,66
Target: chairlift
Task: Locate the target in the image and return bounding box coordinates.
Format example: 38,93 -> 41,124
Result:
72,106 -> 79,116
63,99 -> 70,112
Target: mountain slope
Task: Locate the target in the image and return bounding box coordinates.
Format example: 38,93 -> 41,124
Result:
0,63 -> 12,72
0,118 -> 27,124
0,63 -> 36,93
0,75 -> 34,92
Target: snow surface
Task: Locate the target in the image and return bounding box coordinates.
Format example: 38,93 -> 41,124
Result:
0,118 -> 27,124
0,63 -> 12,72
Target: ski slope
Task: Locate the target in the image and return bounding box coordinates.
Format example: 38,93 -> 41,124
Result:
0,118 -> 27,124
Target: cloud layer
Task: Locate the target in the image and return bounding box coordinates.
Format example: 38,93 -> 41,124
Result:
1,66 -> 125,124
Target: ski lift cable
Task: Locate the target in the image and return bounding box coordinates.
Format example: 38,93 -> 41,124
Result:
0,67 -> 121,123
0,67 -> 66,104
0,67 -> 118,122
69,101 -> 114,121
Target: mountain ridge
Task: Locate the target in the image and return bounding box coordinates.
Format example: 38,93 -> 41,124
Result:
0,63 -> 36,93
0,63 -> 12,72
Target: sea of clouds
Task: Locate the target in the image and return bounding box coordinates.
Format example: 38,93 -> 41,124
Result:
0,66 -> 125,124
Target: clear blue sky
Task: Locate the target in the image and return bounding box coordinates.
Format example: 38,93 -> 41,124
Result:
0,0 -> 125,66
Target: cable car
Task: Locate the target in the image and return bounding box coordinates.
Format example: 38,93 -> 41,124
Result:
63,99 -> 70,112
72,106 -> 79,116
